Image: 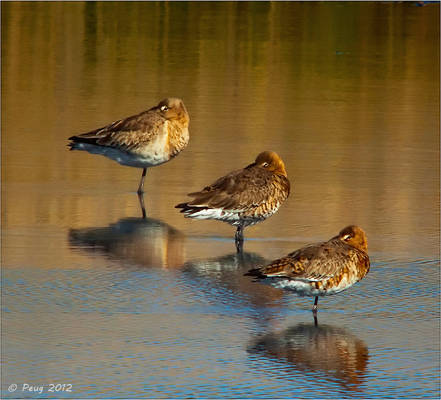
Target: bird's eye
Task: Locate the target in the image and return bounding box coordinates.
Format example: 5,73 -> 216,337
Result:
160,105 -> 169,112
343,234 -> 352,241
262,162 -> 269,167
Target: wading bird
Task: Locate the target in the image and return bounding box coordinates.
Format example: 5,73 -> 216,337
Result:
176,151 -> 290,252
245,225 -> 370,320
68,97 -> 190,195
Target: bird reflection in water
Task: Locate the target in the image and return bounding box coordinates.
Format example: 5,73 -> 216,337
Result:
182,252 -> 285,317
248,323 -> 369,392
69,217 -> 185,269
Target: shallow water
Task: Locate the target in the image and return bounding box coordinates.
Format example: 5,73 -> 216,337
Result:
2,2 -> 440,399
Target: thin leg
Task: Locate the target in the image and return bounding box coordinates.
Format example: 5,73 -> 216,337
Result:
235,224 -> 244,253
312,296 -> 318,326
235,239 -> 243,253
137,168 -> 147,195
138,193 -> 147,219
312,296 -> 318,312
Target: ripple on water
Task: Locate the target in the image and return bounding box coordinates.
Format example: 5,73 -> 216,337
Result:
2,254 -> 439,398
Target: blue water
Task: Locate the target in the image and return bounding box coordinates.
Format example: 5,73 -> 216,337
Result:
2,225 -> 440,398
2,1 -> 440,398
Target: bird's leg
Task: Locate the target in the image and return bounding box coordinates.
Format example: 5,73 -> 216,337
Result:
138,192 -> 147,219
235,224 -> 244,253
235,239 -> 243,253
137,168 -> 147,195
312,296 -> 318,313
312,296 -> 319,325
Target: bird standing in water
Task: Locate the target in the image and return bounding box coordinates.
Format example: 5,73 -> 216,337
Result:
176,151 -> 290,252
68,97 -> 190,195
245,225 -> 370,321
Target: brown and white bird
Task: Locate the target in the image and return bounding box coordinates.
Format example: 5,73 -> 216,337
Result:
175,151 -> 290,250
245,225 -> 370,314
68,97 -> 190,194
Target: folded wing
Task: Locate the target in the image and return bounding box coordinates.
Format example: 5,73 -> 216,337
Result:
177,166 -> 289,213
68,109 -> 164,152
247,240 -> 360,282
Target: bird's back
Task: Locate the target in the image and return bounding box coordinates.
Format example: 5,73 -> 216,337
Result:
68,98 -> 190,168
69,109 -> 165,151
176,164 -> 290,226
247,237 -> 370,296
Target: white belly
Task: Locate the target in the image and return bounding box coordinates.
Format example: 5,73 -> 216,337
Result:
268,275 -> 354,297
72,141 -> 170,168
186,208 -> 242,223
184,208 -> 268,227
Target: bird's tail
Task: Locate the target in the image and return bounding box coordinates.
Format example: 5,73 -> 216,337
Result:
175,202 -> 208,216
67,141 -> 78,151
67,134 -> 101,151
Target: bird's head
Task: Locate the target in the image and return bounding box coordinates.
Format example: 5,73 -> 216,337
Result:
157,98 -> 189,125
254,151 -> 288,177
338,225 -> 368,252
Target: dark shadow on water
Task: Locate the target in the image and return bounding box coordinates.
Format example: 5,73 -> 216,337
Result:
248,323 -> 369,393
181,252 -> 287,323
183,251 -> 266,274
68,217 -> 185,269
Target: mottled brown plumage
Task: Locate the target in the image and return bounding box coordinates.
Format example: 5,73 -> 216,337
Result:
175,151 -> 290,250
246,225 -> 370,313
68,97 -> 190,194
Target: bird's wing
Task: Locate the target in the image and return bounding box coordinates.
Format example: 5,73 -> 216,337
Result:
253,240 -> 361,282
185,165 -> 290,211
69,109 -> 165,152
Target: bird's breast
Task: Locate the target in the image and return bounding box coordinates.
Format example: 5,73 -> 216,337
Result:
167,123 -> 190,158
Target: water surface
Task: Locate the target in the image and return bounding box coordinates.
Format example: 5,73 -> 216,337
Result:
2,2 -> 439,398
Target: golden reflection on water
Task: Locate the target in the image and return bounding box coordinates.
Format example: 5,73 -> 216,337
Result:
2,1 -> 439,265
69,217 -> 186,269
2,4 -> 439,398
248,323 -> 369,392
